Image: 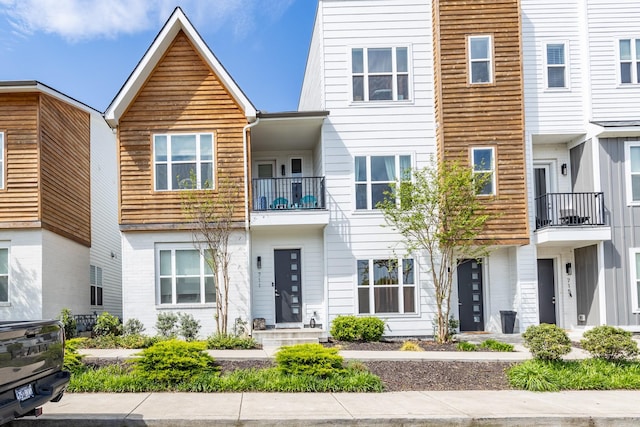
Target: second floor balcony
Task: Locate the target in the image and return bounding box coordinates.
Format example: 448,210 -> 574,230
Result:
534,192 -> 611,247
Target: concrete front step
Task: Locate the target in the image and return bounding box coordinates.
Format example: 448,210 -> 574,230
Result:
253,328 -> 324,347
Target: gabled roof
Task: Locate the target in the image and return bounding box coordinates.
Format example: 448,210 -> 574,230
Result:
104,7 -> 256,127
0,80 -> 100,115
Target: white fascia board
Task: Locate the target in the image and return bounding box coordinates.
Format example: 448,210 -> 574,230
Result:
0,81 -> 100,116
104,7 -> 256,127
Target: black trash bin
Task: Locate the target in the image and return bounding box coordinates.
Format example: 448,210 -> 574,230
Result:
499,310 -> 517,334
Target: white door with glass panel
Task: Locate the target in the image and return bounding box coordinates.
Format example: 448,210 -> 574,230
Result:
255,161 -> 275,210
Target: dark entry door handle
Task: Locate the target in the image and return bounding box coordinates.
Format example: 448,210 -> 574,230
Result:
275,289 -> 280,297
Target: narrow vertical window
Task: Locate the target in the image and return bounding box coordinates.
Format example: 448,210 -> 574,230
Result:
0,247 -> 8,303
469,36 -> 493,84
630,249 -> 640,312
546,43 -> 567,88
90,265 -> 103,306
625,141 -> 640,205
472,147 -> 496,195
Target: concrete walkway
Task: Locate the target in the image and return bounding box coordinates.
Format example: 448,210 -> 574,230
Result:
9,332 -> 640,426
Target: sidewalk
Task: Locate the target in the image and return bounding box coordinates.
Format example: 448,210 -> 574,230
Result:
10,333 -> 640,426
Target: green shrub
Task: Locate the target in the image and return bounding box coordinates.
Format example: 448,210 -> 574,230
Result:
178,312 -> 201,341
275,343 -> 344,377
479,339 -> 515,352
123,318 -> 145,336
57,308 -> 77,340
133,340 -> 219,386
93,312 -> 122,337
522,323 -> 571,361
207,333 -> 258,349
457,341 -> 477,352
359,317 -> 385,342
155,312 -> 178,338
400,341 -> 424,351
330,315 -> 386,342
580,325 -> 639,361
64,338 -> 86,374
330,315 -> 360,341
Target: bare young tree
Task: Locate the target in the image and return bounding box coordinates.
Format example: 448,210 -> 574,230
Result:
181,175 -> 240,335
379,159 -> 493,343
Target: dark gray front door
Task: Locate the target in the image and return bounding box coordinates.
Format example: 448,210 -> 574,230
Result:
457,259 -> 484,332
537,259 -> 557,324
274,249 -> 302,323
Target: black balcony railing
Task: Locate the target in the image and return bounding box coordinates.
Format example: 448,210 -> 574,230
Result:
252,177 -> 326,211
534,192 -> 605,230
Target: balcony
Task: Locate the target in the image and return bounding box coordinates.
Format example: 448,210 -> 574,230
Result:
534,192 -> 611,247
250,177 -> 328,228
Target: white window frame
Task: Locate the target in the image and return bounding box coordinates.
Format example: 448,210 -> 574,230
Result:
544,42 -> 569,89
468,35 -> 493,84
629,248 -> 640,313
357,258 -> 417,315
625,141 -> 640,205
350,46 -> 411,102
156,244 -> 216,306
354,154 -> 412,210
472,147 -> 496,196
153,133 -> 215,191
0,132 -> 4,190
618,38 -> 640,85
90,265 -> 103,306
0,245 -> 8,304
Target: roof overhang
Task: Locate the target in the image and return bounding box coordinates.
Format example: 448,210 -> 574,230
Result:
104,7 -> 256,128
0,80 -> 99,115
591,121 -> 640,138
251,110 -> 329,151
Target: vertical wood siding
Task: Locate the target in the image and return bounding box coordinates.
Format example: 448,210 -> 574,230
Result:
0,94 -> 40,223
39,94 -> 91,247
433,0 -> 529,244
118,30 -> 248,226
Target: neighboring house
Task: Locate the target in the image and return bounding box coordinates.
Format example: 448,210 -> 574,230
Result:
104,8 -> 257,336
0,81 -> 121,321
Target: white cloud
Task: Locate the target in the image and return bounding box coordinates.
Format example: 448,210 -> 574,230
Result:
0,0 -> 295,42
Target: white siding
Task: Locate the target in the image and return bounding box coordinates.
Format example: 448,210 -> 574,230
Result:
299,5 -> 324,111
521,0 -> 586,134
122,230 -> 250,338
587,0 -> 640,121
42,230 -> 89,319
251,227 -> 325,327
0,230 -> 43,320
89,113 -> 122,317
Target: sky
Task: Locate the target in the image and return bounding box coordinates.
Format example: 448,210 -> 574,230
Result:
0,0 -> 318,113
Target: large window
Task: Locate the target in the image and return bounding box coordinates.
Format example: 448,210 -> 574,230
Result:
630,249 -> 640,312
355,155 -> 411,210
619,38 -> 640,84
351,47 -> 409,102
469,35 -> 493,84
0,247 -> 7,303
90,265 -> 103,306
472,147 -> 496,195
157,247 -> 215,305
357,258 -> 416,314
625,141 -> 640,205
546,43 -> 567,88
154,133 -> 214,191
0,132 -> 4,189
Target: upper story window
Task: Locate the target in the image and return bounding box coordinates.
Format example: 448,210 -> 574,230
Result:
619,39 -> 640,84
154,133 -> 214,191
625,141 -> 640,205
0,246 -> 7,303
357,258 -> 416,314
352,47 -> 409,102
472,147 -> 496,196
355,154 -> 411,210
469,35 -> 493,84
90,265 -> 103,306
157,246 -> 215,305
0,132 -> 4,189
546,43 -> 567,88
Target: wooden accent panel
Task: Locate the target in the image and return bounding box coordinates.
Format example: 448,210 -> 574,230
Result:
0,94 -> 40,223
39,94 -> 91,247
433,0 -> 529,245
118,30 -> 248,226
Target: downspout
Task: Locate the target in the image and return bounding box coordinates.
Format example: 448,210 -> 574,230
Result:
243,117 -> 260,231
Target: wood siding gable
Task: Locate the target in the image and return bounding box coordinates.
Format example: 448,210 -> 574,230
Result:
118,30 -> 248,227
433,0 -> 529,245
